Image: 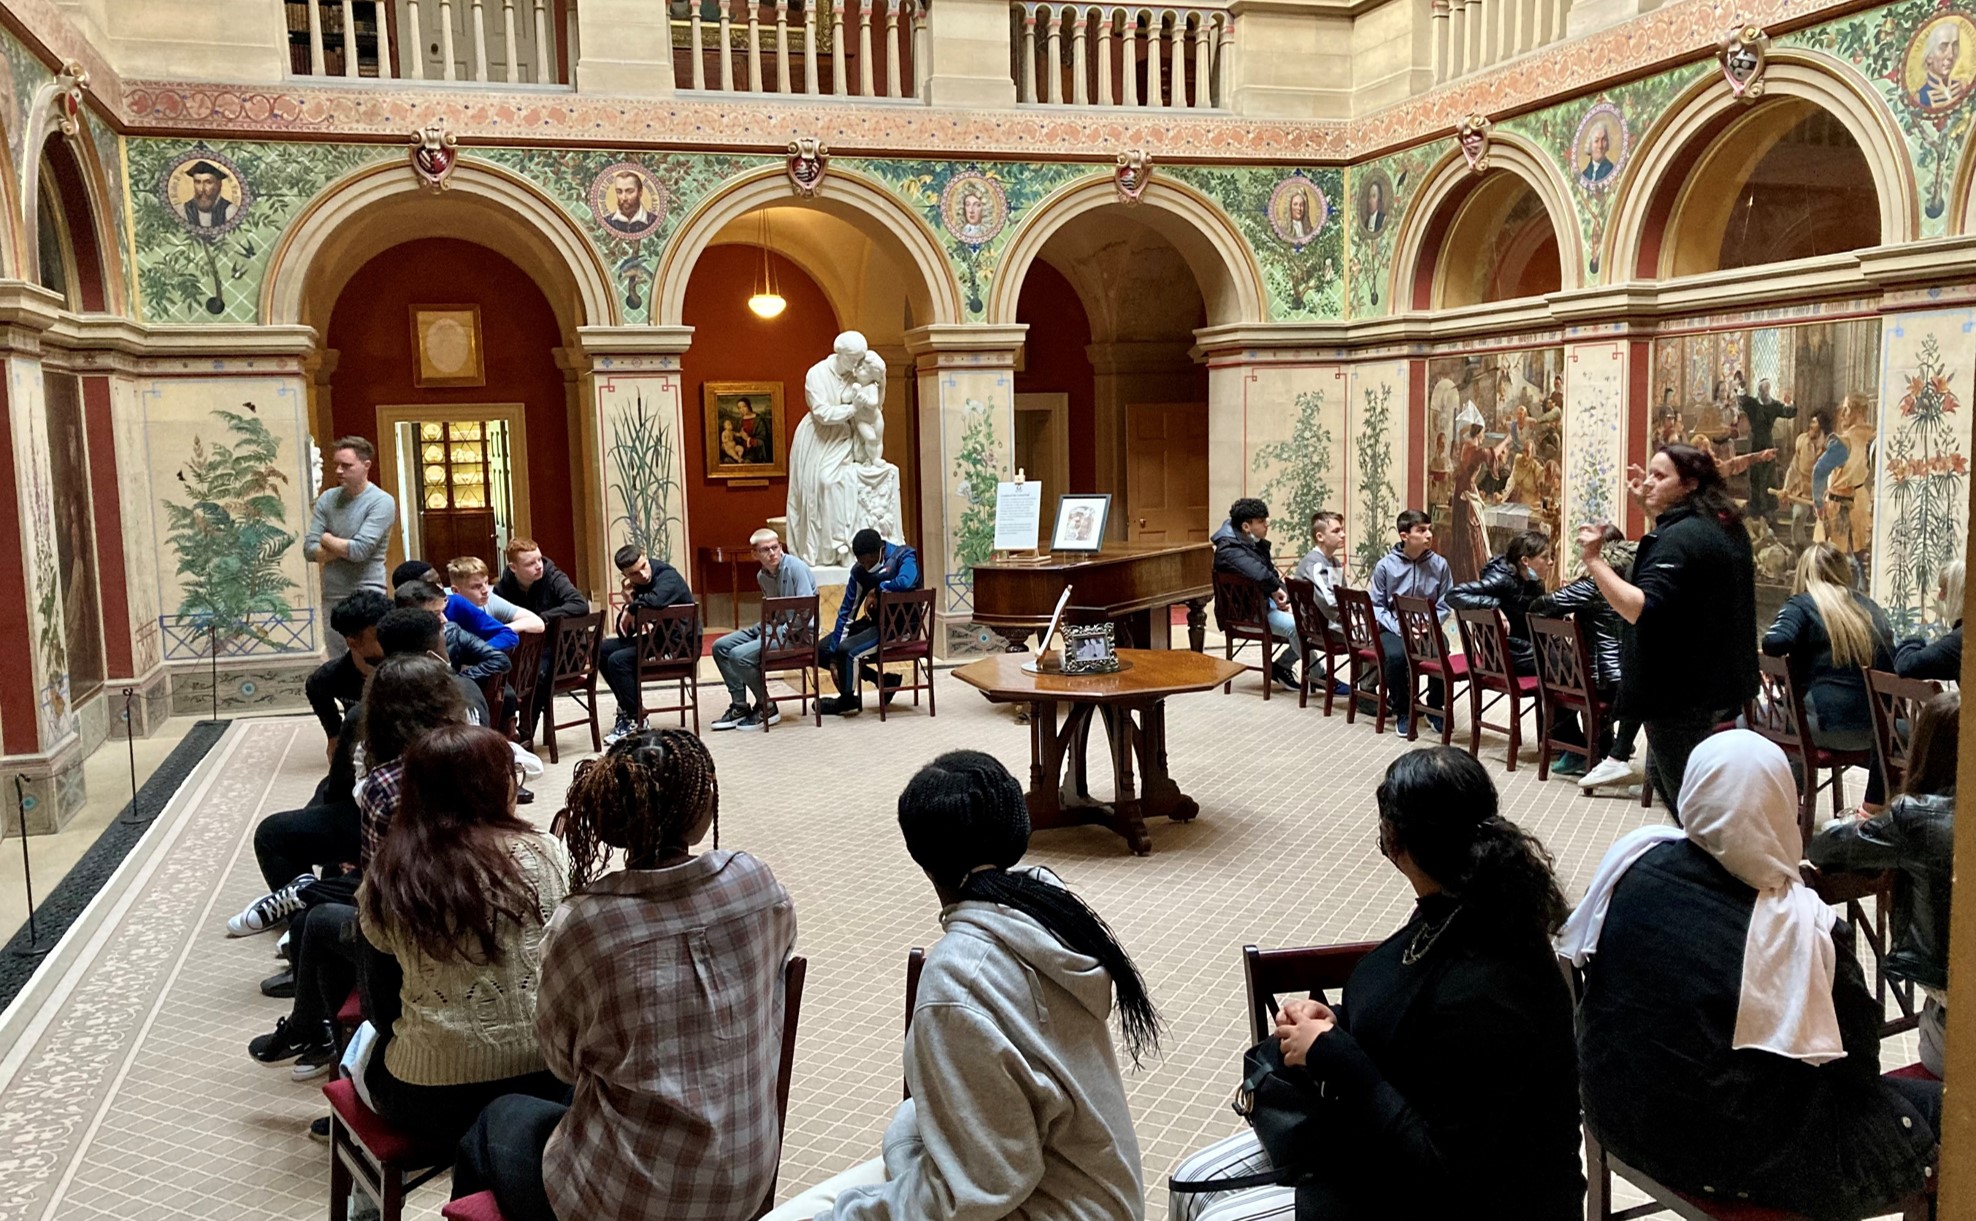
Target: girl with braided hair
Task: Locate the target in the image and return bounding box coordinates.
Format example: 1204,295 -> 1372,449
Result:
765,749 -> 1160,1221
452,728 -> 795,1221
1170,747 -> 1583,1220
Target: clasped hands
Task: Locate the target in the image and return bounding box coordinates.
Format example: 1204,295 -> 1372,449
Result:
1273,997 -> 1337,1067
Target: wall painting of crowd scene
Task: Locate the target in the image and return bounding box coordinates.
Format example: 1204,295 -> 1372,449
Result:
1425,347 -> 1566,585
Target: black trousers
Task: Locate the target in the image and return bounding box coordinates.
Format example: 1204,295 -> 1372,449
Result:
598,637 -> 641,720
453,1093 -> 569,1221
1379,630 -> 1442,719
290,902 -> 358,1031
1644,705 -> 1737,820
253,800 -> 359,891
365,1053 -> 564,1152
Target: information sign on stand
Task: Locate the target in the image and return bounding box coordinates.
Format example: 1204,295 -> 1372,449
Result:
993,479 -> 1045,554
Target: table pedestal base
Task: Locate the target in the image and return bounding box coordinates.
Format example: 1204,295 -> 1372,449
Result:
1025,697 -> 1196,855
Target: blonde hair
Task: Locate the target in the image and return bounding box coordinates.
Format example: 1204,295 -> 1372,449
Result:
748,527 -> 781,547
1937,560 -> 1965,622
1793,543 -> 1875,668
447,556 -> 488,583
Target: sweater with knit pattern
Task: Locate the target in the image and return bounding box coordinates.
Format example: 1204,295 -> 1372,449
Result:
360,832 -> 571,1087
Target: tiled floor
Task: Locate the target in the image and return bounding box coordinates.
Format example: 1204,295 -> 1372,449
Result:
0,659 -> 1908,1220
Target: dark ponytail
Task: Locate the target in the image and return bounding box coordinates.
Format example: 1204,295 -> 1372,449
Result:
1657,443 -> 1743,528
899,750 -> 1164,1067
1377,747 -> 1569,940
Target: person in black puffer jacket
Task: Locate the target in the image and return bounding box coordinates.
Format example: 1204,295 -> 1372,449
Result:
1894,560 -> 1962,682
1762,541 -> 1895,809
1446,529 -> 1553,674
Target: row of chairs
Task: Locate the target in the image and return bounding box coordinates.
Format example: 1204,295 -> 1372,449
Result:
479,588 -> 939,759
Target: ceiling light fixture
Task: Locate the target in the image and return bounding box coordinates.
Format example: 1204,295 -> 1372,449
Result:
748,208 -> 786,319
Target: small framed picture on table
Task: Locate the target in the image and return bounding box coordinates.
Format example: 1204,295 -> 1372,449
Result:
1050,493 -> 1112,553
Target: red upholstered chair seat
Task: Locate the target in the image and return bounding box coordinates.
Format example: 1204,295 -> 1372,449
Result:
1886,1061 -> 1941,1082
323,1078 -> 453,1168
441,1191 -> 508,1221
1413,654 -> 1470,678
336,989 -> 362,1027
1667,1193 -> 1809,1221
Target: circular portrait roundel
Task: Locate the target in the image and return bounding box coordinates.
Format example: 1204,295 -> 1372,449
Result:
1356,170 -> 1395,238
1904,13 -> 1976,116
1570,102 -> 1629,193
941,173 -> 1009,247
1268,175 -> 1328,249
589,162 -> 667,243
159,148 -> 251,242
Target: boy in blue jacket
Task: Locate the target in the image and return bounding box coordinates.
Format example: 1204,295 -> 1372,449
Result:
820,528 -> 920,716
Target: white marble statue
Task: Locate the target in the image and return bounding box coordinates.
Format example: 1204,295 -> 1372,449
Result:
786,331 -> 903,567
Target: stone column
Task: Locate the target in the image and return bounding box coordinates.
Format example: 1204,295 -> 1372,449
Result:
572,0 -> 683,95
905,323 -> 1026,656
577,326 -> 696,610
918,0 -> 1018,106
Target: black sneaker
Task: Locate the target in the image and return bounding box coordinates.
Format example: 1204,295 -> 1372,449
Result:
516,785 -> 535,805
825,694 -> 863,717
879,673 -> 903,706
249,1016 -> 333,1065
292,1040 -> 338,1081
260,969 -> 296,999
309,1116 -> 332,1143
1270,661 -> 1299,692
711,702 -> 754,731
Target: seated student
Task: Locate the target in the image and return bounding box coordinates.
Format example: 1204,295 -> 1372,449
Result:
355,724 -> 569,1145
818,528 -> 920,717
596,544 -> 696,745
246,654 -> 470,1083
1895,560 -> 1963,681
452,729 -> 796,1221
1810,690 -> 1959,1077
395,559 -> 519,652
1213,497 -> 1299,693
448,556 -> 546,636
1446,529 -> 1552,674
1762,542 -> 1896,809
1169,747 -> 1582,1221
397,578 -> 512,684
711,527 -> 818,731
1531,528 -> 1642,790
763,750 -> 1156,1220
495,539 -> 590,622
1291,510 -> 1353,699
375,607 -> 491,728
1369,510 -> 1453,739
304,590 -> 391,762
1564,730 -> 1939,1218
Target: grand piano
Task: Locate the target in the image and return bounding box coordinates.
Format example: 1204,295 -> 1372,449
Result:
969,542 -> 1213,652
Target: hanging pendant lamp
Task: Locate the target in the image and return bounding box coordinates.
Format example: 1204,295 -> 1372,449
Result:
747,209 -> 787,319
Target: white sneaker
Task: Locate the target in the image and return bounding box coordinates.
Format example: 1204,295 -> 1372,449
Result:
1579,756 -> 1644,789
711,702 -> 753,731
509,742 -> 545,779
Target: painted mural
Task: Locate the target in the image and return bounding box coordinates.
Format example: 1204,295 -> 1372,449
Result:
1875,307 -> 1976,635
1648,317 -> 1881,628
1425,347 -> 1566,585
1346,144 -> 1443,319
1348,361 -> 1410,580
44,371 -> 102,702
1165,165 -> 1346,319
1251,385 -> 1340,545
11,359 -> 70,740
1561,337 -> 1629,574
596,372 -> 692,576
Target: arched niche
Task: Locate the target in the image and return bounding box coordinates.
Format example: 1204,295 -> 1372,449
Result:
33,133 -> 109,312
1394,137 -> 1581,311
1607,54 -> 1915,280
988,173 -> 1266,327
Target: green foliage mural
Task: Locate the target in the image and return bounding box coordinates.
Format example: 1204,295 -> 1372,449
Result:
161,406 -> 298,645
1346,144 -> 1445,319
950,396 -> 1003,572
1165,165 -> 1346,319
607,390 -> 683,565
24,444 -> 67,724
1353,383 -> 1399,577
1882,332 -> 1969,633
1253,389 -> 1336,539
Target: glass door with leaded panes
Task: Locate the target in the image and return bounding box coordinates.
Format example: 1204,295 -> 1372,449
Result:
380,408 -> 525,572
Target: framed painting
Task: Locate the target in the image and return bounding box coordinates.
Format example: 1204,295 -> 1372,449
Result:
410,306 -> 486,388
703,381 -> 787,480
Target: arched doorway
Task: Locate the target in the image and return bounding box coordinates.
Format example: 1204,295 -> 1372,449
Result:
1415,170 -> 1565,309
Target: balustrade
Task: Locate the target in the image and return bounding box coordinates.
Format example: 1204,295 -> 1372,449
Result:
671,0 -> 926,98
1431,0 -> 1569,83
1010,2 -> 1231,109
283,0 -> 564,83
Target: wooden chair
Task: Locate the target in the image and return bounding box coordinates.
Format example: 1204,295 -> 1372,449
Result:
1211,570 -> 1275,699
539,611 -> 606,764
1335,587 -> 1392,733
1455,607 -> 1542,770
868,587 -> 936,721
440,956 -> 809,1221
1803,864 -> 1921,1039
1394,595 -> 1466,745
1746,654 -> 1872,844
632,602 -> 703,735
1241,941 -> 1381,1045
1529,614 -> 1616,784
1284,577 -> 1349,715
506,631 -> 547,747
324,1077 -> 455,1221
1864,669 -> 1943,796
757,593 -> 823,731
903,946 -> 926,1099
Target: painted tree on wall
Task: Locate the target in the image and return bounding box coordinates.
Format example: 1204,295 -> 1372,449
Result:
1253,389 -> 1335,542
1354,383 -> 1398,578
1882,333 -> 1968,634
951,396 -> 1003,573
607,391 -> 682,566
161,406 -> 297,646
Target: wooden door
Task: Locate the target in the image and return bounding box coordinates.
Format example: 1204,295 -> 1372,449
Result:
1125,402 -> 1209,543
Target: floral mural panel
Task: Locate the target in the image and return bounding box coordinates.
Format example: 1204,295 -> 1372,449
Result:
9,357 -> 71,744
1875,307 -> 1975,636
1347,360 -> 1410,583
1649,317 -> 1881,631
1238,363 -> 1348,546
111,375 -> 164,675
0,27 -> 43,182
1424,347 -> 1566,585
142,376 -> 314,659
596,372 -> 691,581
913,361 -> 1012,617
44,371 -> 103,703
1561,339 -> 1628,578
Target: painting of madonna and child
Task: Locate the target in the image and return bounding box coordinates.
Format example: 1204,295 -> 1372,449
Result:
1425,348 -> 1567,586
1650,319 -> 1880,629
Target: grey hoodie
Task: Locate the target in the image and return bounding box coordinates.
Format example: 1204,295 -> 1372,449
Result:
825,896 -> 1144,1220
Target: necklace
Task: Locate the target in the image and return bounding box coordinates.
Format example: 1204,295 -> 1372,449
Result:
1402,905 -> 1461,966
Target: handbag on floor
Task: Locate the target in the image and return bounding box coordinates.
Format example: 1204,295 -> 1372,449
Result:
1168,1038 -> 1338,1194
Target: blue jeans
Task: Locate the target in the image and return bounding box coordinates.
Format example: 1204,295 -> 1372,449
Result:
819,624 -> 879,697
1266,607 -> 1296,667
711,626 -> 764,705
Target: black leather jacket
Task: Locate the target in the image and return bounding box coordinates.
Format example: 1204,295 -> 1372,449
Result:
1212,529 -> 1283,596
1530,577 -> 1624,693
1447,556 -> 1543,671
1807,792 -> 1955,991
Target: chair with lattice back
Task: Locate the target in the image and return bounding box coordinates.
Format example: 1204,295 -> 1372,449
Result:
632,602 -> 703,735
1529,614 -> 1615,785
1865,668 -> 1943,797
869,587 -> 936,722
1746,654 -> 1872,845
1284,577 -> 1348,714
505,630 -> 547,747
1394,595 -> 1466,745
758,593 -> 822,731
1334,587 -> 1391,733
541,610 -> 605,764
1456,607 -> 1542,770
1211,570 -> 1275,699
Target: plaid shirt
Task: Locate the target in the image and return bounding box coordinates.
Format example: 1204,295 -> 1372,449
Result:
356,761 -> 404,871
538,850 -> 797,1221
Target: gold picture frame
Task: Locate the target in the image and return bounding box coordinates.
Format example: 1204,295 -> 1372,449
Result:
703,381 -> 787,480
410,305 -> 486,388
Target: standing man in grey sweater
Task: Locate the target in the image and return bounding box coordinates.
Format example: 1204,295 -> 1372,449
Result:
711,527 -> 817,731
305,436 -> 397,658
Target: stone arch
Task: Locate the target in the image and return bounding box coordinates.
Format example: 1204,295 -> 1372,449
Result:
1605,51 -> 1916,280
264,157 -> 616,335
16,78 -> 119,303
44,119 -> 127,314
652,166 -> 963,328
987,173 -> 1267,326
1392,134 -> 1584,309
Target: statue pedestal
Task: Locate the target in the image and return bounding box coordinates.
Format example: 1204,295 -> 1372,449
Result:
855,462 -> 905,544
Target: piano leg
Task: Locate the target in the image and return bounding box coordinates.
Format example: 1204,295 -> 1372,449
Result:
1185,598 -> 1208,653
991,626 -> 1031,653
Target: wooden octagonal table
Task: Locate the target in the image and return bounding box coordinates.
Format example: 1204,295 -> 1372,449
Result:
952,649 -> 1244,855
